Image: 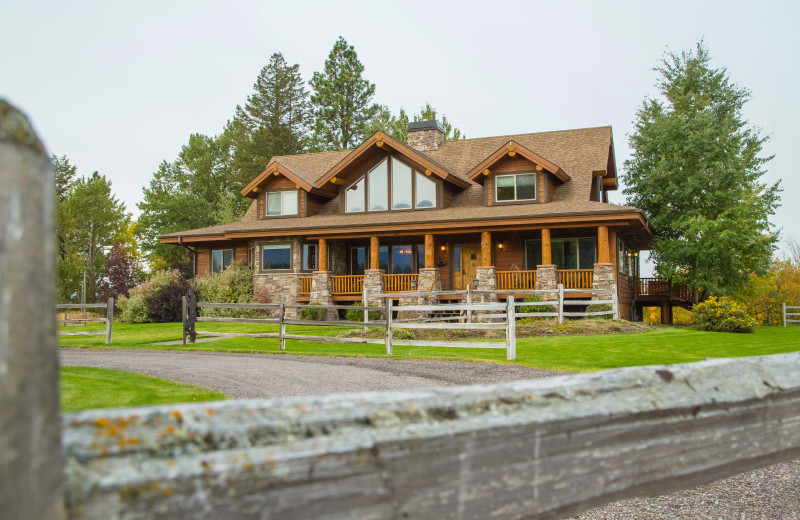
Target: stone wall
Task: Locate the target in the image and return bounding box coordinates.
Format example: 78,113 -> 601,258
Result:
310,271 -> 335,320
535,264 -> 558,301
329,240 -> 347,275
364,269 -> 385,306
250,238 -> 303,319
476,266 -> 497,303
592,263 -> 616,303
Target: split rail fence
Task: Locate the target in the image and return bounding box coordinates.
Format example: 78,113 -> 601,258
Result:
55,298 -> 114,344
4,103 -> 800,520
784,303 -> 800,326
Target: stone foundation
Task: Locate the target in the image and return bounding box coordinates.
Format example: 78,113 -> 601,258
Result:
475,266 -> 497,303
310,270 -> 335,320
253,273 -> 301,319
592,263 -> 616,302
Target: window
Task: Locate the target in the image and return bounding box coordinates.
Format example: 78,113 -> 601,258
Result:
453,246 -> 461,273
379,246 -> 389,272
303,244 -> 318,271
261,245 -> 291,270
416,244 -> 425,271
495,173 -> 537,202
525,238 -> 596,270
345,156 -> 438,213
211,249 -> 233,273
265,190 -> 298,216
391,245 -> 414,274
351,247 -> 367,275
247,247 -> 255,270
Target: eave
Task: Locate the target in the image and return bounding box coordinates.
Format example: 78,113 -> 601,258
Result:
315,132 -> 471,190
466,141 -> 570,182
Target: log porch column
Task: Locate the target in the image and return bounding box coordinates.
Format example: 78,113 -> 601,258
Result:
370,236 -> 379,270
541,228 -> 552,265
424,234 -> 434,269
481,231 -> 492,267
597,226 -> 610,264
476,231 -> 497,302
318,238 -> 328,271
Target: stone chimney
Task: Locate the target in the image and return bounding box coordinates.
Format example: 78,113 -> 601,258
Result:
407,120 -> 444,152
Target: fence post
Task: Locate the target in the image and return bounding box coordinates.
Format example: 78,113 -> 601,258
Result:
279,296 -> 286,351
558,283 -> 564,324
105,297 -> 114,345
182,295 -> 188,345
385,297 -> 393,356
187,288 -> 196,344
783,302 -> 787,327
506,296 -> 516,361
612,283 -> 620,320
0,100 -> 65,519
466,283 -> 473,323
363,285 -> 369,333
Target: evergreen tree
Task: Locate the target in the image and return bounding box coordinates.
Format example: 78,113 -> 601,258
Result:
362,103 -> 465,143
414,102 -> 465,141
52,154 -> 77,201
310,37 -> 378,150
623,42 -> 781,299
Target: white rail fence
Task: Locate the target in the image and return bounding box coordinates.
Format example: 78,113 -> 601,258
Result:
55,298 -> 114,344
784,303 -> 800,326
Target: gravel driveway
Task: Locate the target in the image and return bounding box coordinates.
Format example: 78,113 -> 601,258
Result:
61,348 -> 799,519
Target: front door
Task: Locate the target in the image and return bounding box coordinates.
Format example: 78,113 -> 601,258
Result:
461,244 -> 481,290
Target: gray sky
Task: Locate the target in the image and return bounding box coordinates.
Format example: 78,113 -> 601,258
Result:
2,1 -> 798,266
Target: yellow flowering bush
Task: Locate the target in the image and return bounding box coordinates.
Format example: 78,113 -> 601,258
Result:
691,296 -> 756,333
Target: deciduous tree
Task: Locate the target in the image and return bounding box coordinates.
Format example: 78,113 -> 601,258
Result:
623,42 -> 780,299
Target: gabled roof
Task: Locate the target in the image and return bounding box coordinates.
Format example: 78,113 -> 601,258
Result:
314,131 -> 471,189
241,149 -> 350,198
464,140 -> 570,182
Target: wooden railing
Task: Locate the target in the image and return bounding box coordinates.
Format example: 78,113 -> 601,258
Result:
299,276 -> 312,295
384,273 -> 419,293
635,278 -> 692,301
497,270 -> 536,290
331,275 -> 364,295
558,269 -> 594,289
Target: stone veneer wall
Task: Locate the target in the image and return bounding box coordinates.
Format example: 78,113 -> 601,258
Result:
535,264 -> 559,301
310,271 -> 335,320
475,267 -> 497,303
328,240 -> 347,275
591,263 -> 616,303
363,270 -> 385,306
250,238 -> 303,319
407,129 -> 444,152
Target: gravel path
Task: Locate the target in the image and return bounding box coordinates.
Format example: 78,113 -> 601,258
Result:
61,348 -> 799,518
59,348 -> 568,399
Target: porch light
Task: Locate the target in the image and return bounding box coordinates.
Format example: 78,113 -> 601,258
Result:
440,245 -> 446,252
410,278 -> 417,290
497,243 -> 504,250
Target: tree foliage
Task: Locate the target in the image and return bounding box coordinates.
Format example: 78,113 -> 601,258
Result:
363,102 -> 465,143
623,42 -> 780,299
309,36 -> 378,150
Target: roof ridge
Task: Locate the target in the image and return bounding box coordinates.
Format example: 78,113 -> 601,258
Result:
436,125 -> 612,146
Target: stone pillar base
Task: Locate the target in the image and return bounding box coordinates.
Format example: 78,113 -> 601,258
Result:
310,270 -> 335,320
591,263 -> 615,300
476,266 -> 497,303
363,269 -> 385,306
254,273 -> 302,319
535,264 -> 558,301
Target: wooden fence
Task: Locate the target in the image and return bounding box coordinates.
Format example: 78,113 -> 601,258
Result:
783,303 -> 800,326
55,298 -> 114,344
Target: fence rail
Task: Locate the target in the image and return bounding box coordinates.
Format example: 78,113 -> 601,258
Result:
783,302 -> 800,326
55,298 -> 114,344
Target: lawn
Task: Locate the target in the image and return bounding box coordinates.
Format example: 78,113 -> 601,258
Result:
60,366 -> 228,412
58,321 -> 800,372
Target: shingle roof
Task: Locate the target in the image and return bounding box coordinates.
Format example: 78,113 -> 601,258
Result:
266,149 -> 351,185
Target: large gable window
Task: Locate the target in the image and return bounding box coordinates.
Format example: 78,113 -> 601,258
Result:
495,173 -> 537,202
265,190 -> 298,216
345,157 -> 438,213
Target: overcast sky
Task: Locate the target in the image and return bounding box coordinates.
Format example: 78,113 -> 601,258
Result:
2,1 -> 798,266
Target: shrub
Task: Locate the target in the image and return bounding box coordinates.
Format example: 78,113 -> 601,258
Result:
301,304 -> 328,321
119,269 -> 185,323
585,303 -> 613,318
518,295 -> 556,321
193,261 -> 260,318
345,301 -> 382,321
147,273 -> 191,323
117,294 -> 149,323
691,296 -> 756,333
392,329 -> 414,340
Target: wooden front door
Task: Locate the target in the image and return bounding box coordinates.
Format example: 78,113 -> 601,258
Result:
460,244 -> 481,290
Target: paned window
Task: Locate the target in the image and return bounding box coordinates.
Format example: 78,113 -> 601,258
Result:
261,245 -> 291,270
345,156 -> 438,213
495,173 -> 537,202
351,247 -> 367,275
303,244 -> 318,271
265,190 -> 298,216
211,249 -> 233,273
525,238 -> 596,270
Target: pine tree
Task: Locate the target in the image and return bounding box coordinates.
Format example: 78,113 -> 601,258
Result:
623,42 -> 781,299
310,37 -> 378,150
362,103 -> 465,143
414,102 -> 465,141
52,154 -> 77,201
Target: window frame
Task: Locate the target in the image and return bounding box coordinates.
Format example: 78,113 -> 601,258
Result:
523,237 -> 597,271
211,249 -> 233,274
494,172 -> 538,204
259,243 -> 293,272
343,155 -> 440,214
302,243 -> 319,272
263,189 -> 299,218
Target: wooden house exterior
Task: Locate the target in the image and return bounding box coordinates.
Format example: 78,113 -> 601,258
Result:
160,121 -> 656,320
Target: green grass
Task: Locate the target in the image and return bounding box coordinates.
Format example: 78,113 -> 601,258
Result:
60,366 -> 228,412
58,321 -> 800,372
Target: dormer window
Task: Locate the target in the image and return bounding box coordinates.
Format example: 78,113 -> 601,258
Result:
345,156 -> 438,213
265,190 -> 298,216
495,173 -> 537,203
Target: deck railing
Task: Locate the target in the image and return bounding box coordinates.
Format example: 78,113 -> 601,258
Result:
299,276 -> 312,295
331,275 -> 364,295
558,269 -> 594,289
384,273 -> 418,293
497,270 -> 537,290
636,277 -> 670,297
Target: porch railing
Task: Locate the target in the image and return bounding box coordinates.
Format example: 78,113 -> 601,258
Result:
331,275 -> 364,295
636,277 -> 692,301
384,273 -> 418,293
497,270 -> 537,290
558,269 -> 594,289
299,276 -> 312,295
